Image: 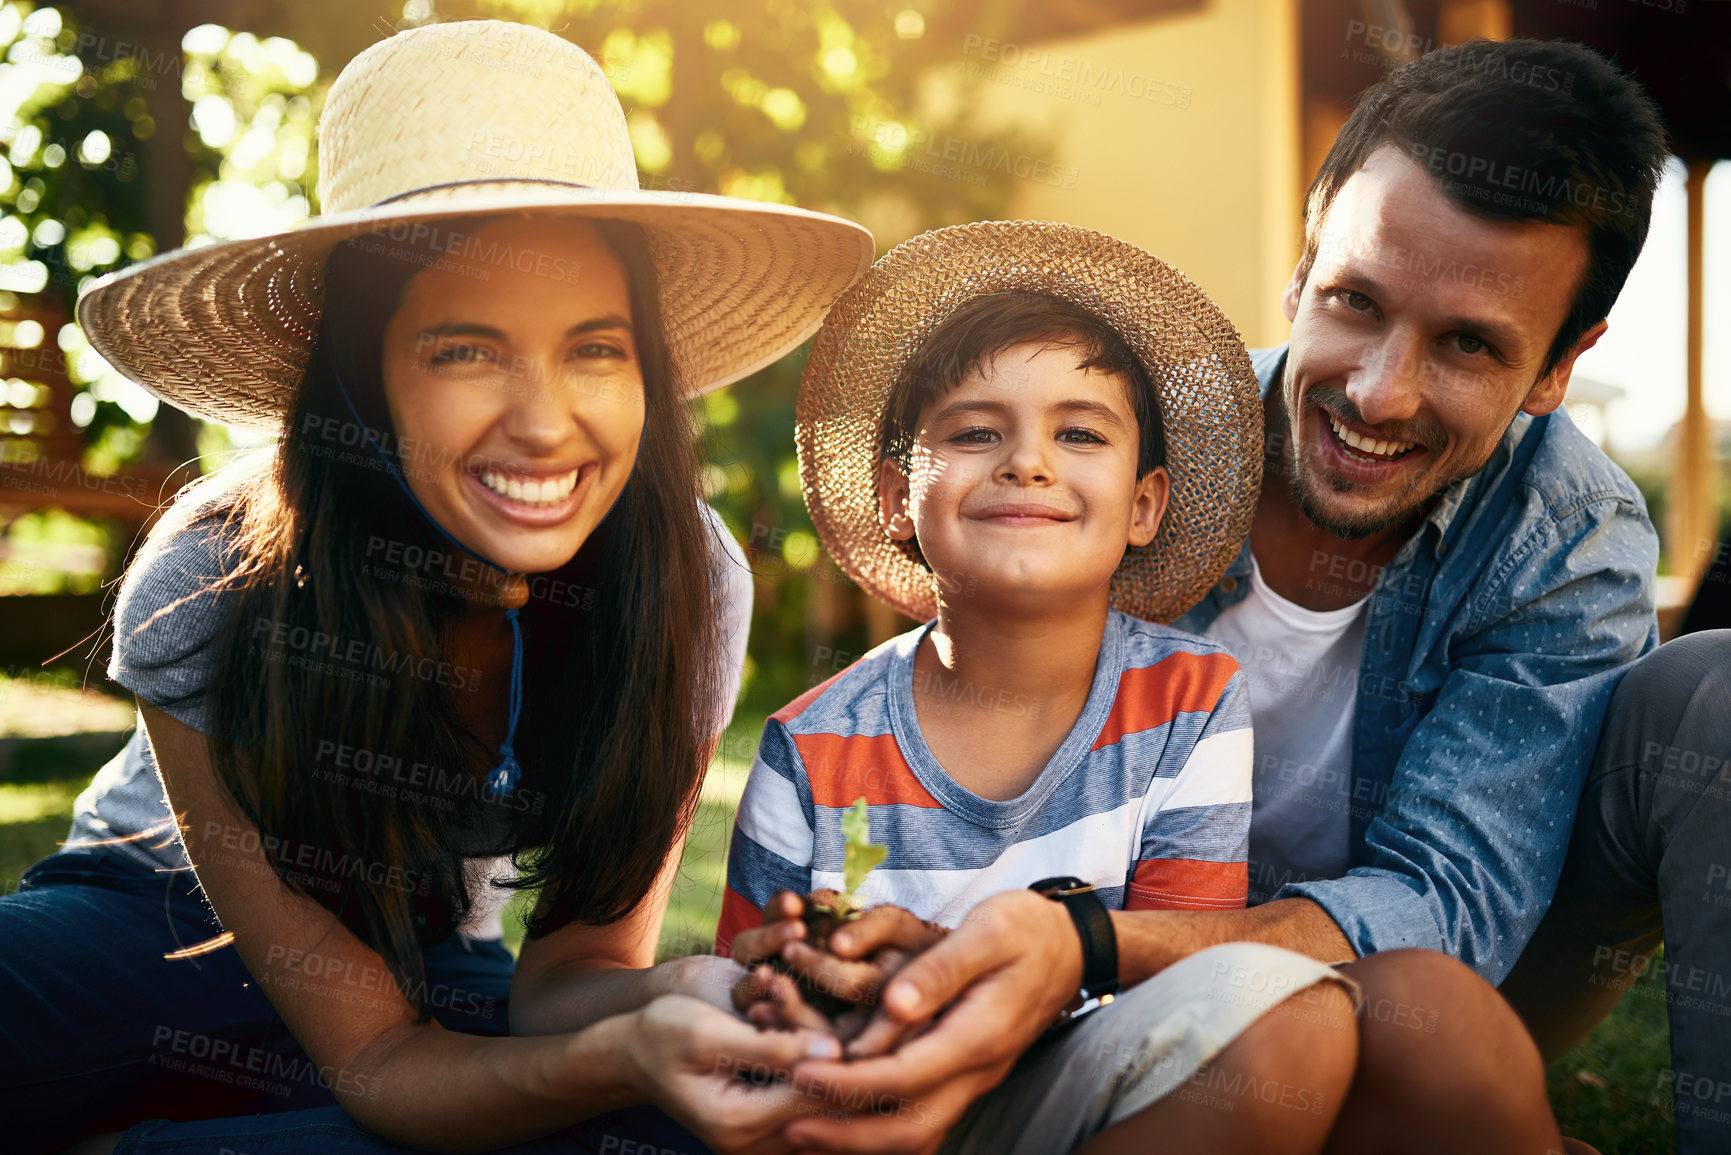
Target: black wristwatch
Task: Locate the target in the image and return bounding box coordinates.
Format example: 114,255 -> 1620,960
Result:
1028,876 -> 1120,1022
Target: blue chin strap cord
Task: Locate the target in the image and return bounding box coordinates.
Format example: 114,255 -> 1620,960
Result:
326,354 -> 525,798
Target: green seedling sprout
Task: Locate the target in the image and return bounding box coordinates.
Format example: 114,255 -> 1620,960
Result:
834,796 -> 887,917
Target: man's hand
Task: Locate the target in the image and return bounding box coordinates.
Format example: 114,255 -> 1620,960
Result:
779,889 -> 1081,1154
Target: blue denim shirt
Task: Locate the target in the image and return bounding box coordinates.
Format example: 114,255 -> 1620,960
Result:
1173,345 -> 1659,984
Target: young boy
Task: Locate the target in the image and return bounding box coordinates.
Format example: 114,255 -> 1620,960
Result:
713,222 -> 1364,1154
717,285 -> 1258,952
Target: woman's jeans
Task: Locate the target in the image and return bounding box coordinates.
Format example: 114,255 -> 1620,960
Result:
0,846 -> 705,1154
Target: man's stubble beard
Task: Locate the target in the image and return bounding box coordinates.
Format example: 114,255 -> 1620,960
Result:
1284,430 -> 1437,540
1274,370 -> 1507,542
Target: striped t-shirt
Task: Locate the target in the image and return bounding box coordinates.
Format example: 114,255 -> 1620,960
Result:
716,610 -> 1253,955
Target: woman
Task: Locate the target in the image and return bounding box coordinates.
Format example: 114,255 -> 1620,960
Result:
0,21 -> 871,1154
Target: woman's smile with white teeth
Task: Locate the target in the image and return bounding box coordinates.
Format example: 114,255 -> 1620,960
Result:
477,467 -> 580,505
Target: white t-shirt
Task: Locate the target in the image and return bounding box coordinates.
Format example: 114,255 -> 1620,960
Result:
1203,556 -> 1370,904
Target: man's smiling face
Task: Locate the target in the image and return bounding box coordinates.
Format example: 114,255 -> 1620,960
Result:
1279,144 -> 1604,539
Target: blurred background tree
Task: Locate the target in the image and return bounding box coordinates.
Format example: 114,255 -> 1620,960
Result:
0,5 -> 325,597
0,0 -> 1035,710
0,3 -> 161,594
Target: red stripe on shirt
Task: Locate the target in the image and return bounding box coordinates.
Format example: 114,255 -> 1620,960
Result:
1125,857 -> 1248,911
714,885 -> 763,957
1093,652 -> 1240,751
794,733 -> 943,809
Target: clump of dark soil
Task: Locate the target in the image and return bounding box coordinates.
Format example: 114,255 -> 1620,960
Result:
771,896 -> 869,1021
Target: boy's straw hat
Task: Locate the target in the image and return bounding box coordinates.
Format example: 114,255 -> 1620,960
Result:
797,220 -> 1262,624
75,20 -> 874,430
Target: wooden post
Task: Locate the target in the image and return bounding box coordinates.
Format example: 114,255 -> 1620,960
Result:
1670,160 -> 1717,591
1438,0 -> 1512,45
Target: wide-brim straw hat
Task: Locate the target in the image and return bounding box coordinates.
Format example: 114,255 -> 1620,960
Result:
75,20 -> 874,430
797,220 -> 1262,624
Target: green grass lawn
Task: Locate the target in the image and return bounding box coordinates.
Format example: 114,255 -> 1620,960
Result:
0,699 -> 1675,1149
1547,957 -> 1676,1153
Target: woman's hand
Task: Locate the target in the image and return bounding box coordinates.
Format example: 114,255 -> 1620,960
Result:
620,994 -> 844,1155
659,952 -> 754,1015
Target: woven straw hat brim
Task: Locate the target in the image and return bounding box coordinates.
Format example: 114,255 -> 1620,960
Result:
796,219 -> 1262,624
77,187 -> 874,430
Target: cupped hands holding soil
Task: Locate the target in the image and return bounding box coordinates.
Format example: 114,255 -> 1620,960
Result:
731,889 -> 948,1052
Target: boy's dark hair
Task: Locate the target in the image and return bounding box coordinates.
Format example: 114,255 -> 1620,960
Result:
1300,38 -> 1668,381
876,291 -> 1166,568
879,291 -> 1166,474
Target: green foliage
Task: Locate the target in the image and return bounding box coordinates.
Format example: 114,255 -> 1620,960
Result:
179,26 -> 322,242
465,0 -> 1027,229
0,8 -> 325,577
0,2 -> 157,447
0,505 -> 113,593
0,8 -> 321,456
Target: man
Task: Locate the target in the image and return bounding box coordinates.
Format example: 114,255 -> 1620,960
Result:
771,37 -> 1730,1155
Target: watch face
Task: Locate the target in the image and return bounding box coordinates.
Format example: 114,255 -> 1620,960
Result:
1029,875 -> 1091,896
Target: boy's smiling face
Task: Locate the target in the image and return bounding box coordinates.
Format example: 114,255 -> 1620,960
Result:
879,342 -> 1168,611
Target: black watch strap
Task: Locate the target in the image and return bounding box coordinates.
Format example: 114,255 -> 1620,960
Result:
1028,876 -> 1121,1007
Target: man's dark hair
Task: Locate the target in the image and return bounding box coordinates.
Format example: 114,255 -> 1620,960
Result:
1300,38 -> 1668,380
878,291 -> 1166,477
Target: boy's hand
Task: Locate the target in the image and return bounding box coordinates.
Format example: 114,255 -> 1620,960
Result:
782,889 -> 1081,1153
735,961 -> 832,1032
728,890 -> 836,1031
730,890 -> 810,969
736,961 -> 892,1048
730,892 -> 948,1056
799,902 -> 947,1057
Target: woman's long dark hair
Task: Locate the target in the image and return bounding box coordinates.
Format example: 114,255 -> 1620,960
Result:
142,216 -> 719,1017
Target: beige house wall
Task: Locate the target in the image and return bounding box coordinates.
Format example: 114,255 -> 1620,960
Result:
944,0 -> 1303,349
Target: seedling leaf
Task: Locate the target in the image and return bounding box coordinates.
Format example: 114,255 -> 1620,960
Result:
841,797 -> 888,900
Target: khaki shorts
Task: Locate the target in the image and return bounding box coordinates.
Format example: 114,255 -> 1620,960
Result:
938,942 -> 1358,1155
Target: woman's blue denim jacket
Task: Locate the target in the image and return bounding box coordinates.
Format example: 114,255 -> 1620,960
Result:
1173,346 -> 1660,983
